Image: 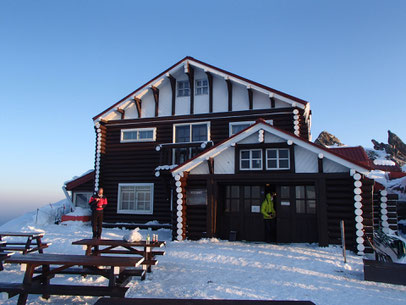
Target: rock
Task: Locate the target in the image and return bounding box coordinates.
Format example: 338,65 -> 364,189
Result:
371,130 -> 406,167
314,131 -> 345,147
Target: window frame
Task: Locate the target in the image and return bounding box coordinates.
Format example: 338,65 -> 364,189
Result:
239,149 -> 263,171
117,183 -> 154,215
195,79 -> 208,95
173,122 -> 211,143
177,80 -> 190,97
295,185 -> 316,215
265,148 -> 290,170
73,192 -> 93,208
120,128 -> 156,143
229,120 -> 274,136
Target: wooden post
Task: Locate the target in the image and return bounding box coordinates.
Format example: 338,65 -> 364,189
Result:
206,71 -> 213,113
226,79 -> 232,111
341,220 -> 347,263
248,87 -> 253,110
168,74 -> 176,115
186,66 -> 194,114
134,98 -> 142,118
151,86 -> 159,117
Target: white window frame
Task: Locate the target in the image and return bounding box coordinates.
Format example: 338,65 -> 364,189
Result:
73,192 -> 93,208
195,79 -> 208,95
266,148 -> 290,170
240,149 -> 263,171
177,80 -> 190,97
173,122 -> 211,143
120,128 -> 156,143
117,183 -> 154,215
229,120 -> 274,136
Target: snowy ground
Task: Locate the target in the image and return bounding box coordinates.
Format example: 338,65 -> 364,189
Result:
1,219 -> 406,305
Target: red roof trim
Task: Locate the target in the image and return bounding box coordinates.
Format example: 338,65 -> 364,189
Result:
93,56 -> 309,121
65,171 -> 95,191
171,119 -> 371,173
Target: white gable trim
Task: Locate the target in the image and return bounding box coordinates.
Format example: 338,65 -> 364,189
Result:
171,122 -> 370,176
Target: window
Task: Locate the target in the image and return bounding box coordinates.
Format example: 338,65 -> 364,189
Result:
117,183 -> 154,214
121,128 -> 156,143
73,192 -> 93,209
229,120 -> 274,136
186,189 -> 207,205
266,149 -> 290,170
177,81 -> 190,97
295,185 -> 316,214
174,122 -> 209,143
225,185 -> 240,212
240,149 -> 263,170
195,79 -> 208,95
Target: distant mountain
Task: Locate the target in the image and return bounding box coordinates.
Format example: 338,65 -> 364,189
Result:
314,131 -> 345,147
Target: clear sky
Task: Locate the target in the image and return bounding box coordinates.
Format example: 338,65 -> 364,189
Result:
0,0 -> 405,224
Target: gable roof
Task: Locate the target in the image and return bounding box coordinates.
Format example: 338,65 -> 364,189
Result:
93,56 -> 309,121
65,170 -> 95,191
171,119 -> 371,176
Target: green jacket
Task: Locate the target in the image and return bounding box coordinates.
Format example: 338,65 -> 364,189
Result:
261,193 -> 276,220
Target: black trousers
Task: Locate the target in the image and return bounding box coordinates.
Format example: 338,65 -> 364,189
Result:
91,211 -> 103,238
264,218 -> 277,243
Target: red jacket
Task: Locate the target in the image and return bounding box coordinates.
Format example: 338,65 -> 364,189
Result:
89,195 -> 108,211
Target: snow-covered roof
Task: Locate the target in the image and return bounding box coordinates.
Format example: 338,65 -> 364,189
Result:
171,119 -> 371,176
64,170 -> 95,190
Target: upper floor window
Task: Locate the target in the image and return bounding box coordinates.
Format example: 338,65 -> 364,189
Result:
195,79 -> 208,95
266,148 -> 290,170
229,120 -> 274,136
174,122 -> 210,143
177,81 -> 190,97
121,128 -> 156,143
240,149 -> 263,170
117,183 -> 154,215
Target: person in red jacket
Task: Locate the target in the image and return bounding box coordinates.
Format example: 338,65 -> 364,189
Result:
89,188 -> 108,238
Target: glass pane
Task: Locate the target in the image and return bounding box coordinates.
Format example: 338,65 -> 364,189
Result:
231,199 -> 239,212
280,186 -> 290,198
203,80 -> 208,86
184,81 -> 190,89
252,186 -> 260,198
196,80 -> 201,86
267,149 -> 277,158
296,200 -> 306,213
178,82 -> 184,89
226,186 -> 230,198
241,160 -> 250,169
252,159 -> 262,169
175,125 -> 190,143
279,149 -> 289,158
75,194 -> 88,208
231,186 -> 239,197
241,151 -> 250,159
252,150 -> 261,159
123,131 -> 137,140
139,130 -> 153,139
192,124 -> 208,141
184,88 -> 190,96
306,186 -> 316,199
202,87 -> 208,94
279,159 -> 289,168
307,200 -> 316,214
267,160 -> 277,168
244,186 -> 250,198
231,123 -> 250,135
296,186 -> 305,199
225,199 -> 230,212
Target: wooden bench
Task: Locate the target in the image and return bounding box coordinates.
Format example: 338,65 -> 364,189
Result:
0,253 -> 144,305
94,298 -> 316,305
0,232 -> 50,255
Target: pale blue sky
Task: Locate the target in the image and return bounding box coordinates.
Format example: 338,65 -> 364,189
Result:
0,0 -> 405,223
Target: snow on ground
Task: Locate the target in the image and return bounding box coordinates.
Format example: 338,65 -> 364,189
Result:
1,213 -> 406,305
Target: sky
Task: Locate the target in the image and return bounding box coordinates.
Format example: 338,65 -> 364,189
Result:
0,0 -> 405,224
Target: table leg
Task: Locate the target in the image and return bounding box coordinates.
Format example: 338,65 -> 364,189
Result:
108,267 -> 116,287
17,263 -> 35,305
23,238 -> 32,255
85,245 -> 92,256
35,237 -> 44,254
145,247 -> 152,273
41,264 -> 50,299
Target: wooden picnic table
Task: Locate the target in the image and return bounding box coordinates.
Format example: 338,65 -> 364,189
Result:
94,297 -> 316,305
0,232 -> 50,255
0,242 -> 13,271
0,253 -> 144,305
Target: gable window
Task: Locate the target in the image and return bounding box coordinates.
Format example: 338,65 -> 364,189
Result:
174,122 -> 209,143
117,183 -> 154,214
295,185 -> 316,214
240,149 -> 263,170
266,148 -> 290,170
229,120 -> 274,136
121,128 -> 156,143
195,79 -> 208,95
177,80 -> 190,97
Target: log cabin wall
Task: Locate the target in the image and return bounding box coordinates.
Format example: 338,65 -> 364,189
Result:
373,191 -> 399,233
360,177 -> 374,254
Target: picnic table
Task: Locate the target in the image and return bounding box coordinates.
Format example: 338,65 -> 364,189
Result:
0,253 -> 144,305
0,232 -> 50,255
94,297 -> 316,305
72,239 -> 166,280
0,241 -> 13,271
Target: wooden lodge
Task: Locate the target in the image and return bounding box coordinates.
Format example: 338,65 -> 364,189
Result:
86,56 -> 397,254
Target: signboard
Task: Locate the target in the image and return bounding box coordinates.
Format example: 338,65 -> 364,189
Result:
186,189 -> 207,205
251,205 -> 260,213
281,201 -> 290,206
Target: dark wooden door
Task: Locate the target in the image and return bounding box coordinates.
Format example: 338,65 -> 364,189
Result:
241,185 -> 265,241
293,185 -> 318,242
276,185 -> 293,243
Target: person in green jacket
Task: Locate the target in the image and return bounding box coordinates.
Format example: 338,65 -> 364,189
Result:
261,192 -> 276,243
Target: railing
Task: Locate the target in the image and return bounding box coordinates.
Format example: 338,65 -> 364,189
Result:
157,141 -> 213,166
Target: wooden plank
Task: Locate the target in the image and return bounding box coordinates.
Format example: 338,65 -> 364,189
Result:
248,88 -> 253,110
363,259 -> 406,285
206,71 -> 213,113
168,74 -> 176,115
186,65 -> 194,114
226,79 -> 233,111
151,86 -> 159,117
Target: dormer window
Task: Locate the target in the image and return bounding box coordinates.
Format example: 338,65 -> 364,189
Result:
195,79 -> 208,95
177,81 -> 190,97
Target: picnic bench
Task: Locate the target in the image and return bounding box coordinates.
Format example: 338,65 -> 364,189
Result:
0,253 -> 144,305
72,239 -> 166,280
0,242 -> 13,271
94,298 -> 316,305
0,232 -> 50,255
